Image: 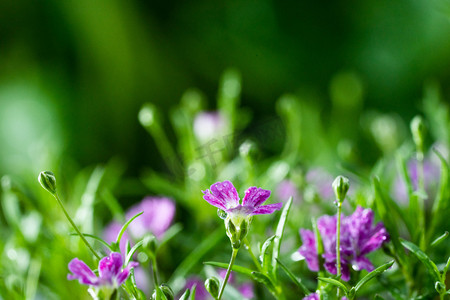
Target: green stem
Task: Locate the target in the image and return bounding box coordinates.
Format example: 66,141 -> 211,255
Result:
417,152 -> 426,249
244,238 -> 262,272
218,248 -> 239,300
151,255 -> 160,297
53,193 -> 100,260
336,202 -> 342,297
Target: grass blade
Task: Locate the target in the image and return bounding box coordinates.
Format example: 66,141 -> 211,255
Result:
317,277 -> 349,294
354,260 -> 395,292
276,258 -> 310,296
400,238 -> 441,282
272,197 -> 292,280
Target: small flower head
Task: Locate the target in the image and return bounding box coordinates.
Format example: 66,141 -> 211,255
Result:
193,111 -> 227,143
298,207 -> 389,281
410,115 -> 426,152
203,181 -> 282,247
68,252 -> 138,295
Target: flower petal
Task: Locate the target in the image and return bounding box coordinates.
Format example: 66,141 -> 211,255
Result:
116,262 -> 139,286
99,252 -> 123,282
203,181 -> 239,210
298,229 -> 319,271
210,181 -> 240,208
67,258 -> 99,286
251,202 -> 282,215
361,222 -> 389,254
352,256 -> 374,272
242,187 -> 271,208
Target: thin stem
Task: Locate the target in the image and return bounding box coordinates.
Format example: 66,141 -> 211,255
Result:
218,248 -> 239,300
53,193 -> 100,260
244,238 -> 262,272
336,202 -> 342,297
417,152 -> 426,249
151,255 -> 160,295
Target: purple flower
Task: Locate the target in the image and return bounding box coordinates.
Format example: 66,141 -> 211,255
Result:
202,181 -> 282,217
68,252 -> 138,289
298,207 -> 389,281
125,196 -> 176,239
276,179 -> 300,202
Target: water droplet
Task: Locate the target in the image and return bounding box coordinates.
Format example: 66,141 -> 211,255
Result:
217,209 -> 227,219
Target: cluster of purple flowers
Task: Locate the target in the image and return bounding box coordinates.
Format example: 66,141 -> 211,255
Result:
298,206 -> 389,281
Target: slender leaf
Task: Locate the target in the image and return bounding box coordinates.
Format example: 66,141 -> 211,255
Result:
354,260 -> 395,292
125,240 -> 144,265
116,211 -> 143,245
272,197 -> 292,279
317,277 -> 349,294
179,289 -> 190,300
70,232 -> 112,249
276,258 -> 310,295
400,238 -> 441,282
251,271 -> 277,295
431,231 -> 449,248
260,235 -> 276,273
203,261 -> 254,277
442,256 -> 450,282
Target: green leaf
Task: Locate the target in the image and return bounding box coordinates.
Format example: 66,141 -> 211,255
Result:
116,211 -> 143,245
317,277 -> 349,294
125,240 -> 144,266
430,231 -> 449,248
400,238 -> 441,282
430,148 -> 450,239
203,262 -> 254,277
70,232 -> 112,249
354,260 -> 395,293
251,271 -> 277,295
260,235 -> 276,274
276,258 -> 310,296
442,256 -> 450,282
272,197 -> 292,280
179,289 -> 190,300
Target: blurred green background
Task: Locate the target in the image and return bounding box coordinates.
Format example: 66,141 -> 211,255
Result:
1,0 -> 450,180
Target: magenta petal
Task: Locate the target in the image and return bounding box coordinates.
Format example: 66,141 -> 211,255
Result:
116,262 -> 138,285
202,190 -> 227,210
99,252 -> 123,281
209,181 -> 240,208
242,187 -> 271,208
252,202 -> 282,215
353,256 -> 374,272
298,229 -> 319,271
67,258 -> 99,285
361,222 -> 389,254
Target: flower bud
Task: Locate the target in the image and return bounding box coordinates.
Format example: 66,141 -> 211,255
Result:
332,175 -> 349,203
38,171 -> 57,195
239,140 -> 258,160
204,276 -> 220,299
410,116 -> 426,152
225,217 -> 240,249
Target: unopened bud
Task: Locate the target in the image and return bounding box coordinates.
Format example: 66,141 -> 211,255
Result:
38,171 -> 57,195
410,116 -> 426,153
332,175 -> 349,203
205,277 -> 220,299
